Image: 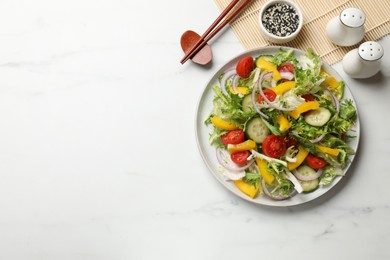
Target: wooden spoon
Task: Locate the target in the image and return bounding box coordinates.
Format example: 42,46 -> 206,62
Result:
180,30 -> 212,65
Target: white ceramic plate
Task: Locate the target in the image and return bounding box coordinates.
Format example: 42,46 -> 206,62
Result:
195,46 -> 360,207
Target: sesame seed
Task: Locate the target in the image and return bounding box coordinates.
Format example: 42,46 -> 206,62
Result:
262,3 -> 300,37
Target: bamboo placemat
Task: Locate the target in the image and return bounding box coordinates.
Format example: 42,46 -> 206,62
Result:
214,0 -> 390,64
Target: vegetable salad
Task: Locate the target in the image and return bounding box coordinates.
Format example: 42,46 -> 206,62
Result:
205,48 -> 357,200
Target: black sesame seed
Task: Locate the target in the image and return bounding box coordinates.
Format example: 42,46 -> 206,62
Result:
262,3 -> 300,37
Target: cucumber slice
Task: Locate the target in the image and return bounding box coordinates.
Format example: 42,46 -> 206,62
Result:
304,107 -> 331,126
295,165 -> 317,179
246,117 -> 270,143
242,95 -> 253,113
298,178 -> 319,193
294,165 -> 320,192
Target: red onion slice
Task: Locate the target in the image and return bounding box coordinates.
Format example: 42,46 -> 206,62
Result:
231,74 -> 240,94
324,89 -> 340,114
293,168 -> 323,181
220,69 -> 236,96
251,72 -> 270,119
258,79 -> 296,112
261,179 -> 296,201
216,149 -> 255,173
310,133 -> 326,143
293,129 -> 326,144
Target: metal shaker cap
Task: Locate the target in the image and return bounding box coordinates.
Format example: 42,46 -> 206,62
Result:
340,8 -> 365,28
358,41 -> 384,61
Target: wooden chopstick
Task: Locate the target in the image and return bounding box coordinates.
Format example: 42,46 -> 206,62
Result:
180,0 -> 252,64
180,0 -> 239,64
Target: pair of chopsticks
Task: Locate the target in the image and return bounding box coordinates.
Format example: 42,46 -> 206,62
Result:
180,0 -> 252,64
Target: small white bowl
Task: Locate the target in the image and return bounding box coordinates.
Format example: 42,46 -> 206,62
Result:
258,0 -> 304,44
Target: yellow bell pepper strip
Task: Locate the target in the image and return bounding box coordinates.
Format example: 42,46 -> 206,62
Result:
210,116 -> 238,130
277,114 -> 291,132
287,146 -> 309,171
234,180 -> 259,198
228,139 -> 257,154
255,158 -> 275,185
229,86 -> 249,95
317,145 -> 340,156
288,101 -> 320,120
271,81 -> 296,95
324,77 -> 339,89
256,57 -> 281,81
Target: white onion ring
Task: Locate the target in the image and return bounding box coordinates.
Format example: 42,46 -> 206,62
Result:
280,71 -> 294,80
216,149 -> 255,173
324,89 -> 340,114
293,168 -> 323,181
261,179 -> 296,201
220,69 -> 236,96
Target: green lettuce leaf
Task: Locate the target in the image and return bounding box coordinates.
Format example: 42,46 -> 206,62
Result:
294,49 -> 327,95
272,48 -> 296,66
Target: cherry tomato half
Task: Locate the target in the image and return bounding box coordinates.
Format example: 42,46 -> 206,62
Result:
306,153 -> 327,169
231,150 -> 250,166
278,63 -> 294,73
262,135 -> 287,158
221,130 -> 245,145
236,56 -> 254,78
257,89 -> 277,103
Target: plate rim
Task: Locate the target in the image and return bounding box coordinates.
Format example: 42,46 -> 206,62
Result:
194,46 -> 360,207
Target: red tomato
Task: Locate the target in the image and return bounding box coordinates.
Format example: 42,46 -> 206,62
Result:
278,63 -> 294,73
257,89 -> 277,103
221,130 -> 245,145
302,94 -> 314,101
306,153 -> 327,169
262,135 -> 287,158
236,56 -> 254,78
231,150 -> 250,166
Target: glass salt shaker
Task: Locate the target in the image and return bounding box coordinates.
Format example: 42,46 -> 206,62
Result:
342,41 -> 384,78
326,7 -> 365,46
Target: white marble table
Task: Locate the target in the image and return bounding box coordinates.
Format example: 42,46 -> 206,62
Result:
0,0 -> 389,259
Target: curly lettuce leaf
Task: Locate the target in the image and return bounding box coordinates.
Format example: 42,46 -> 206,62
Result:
210,85 -> 251,127
339,99 -> 356,120
243,170 -> 261,188
326,99 -> 356,136
290,117 -> 327,140
266,161 -> 295,197
320,166 -> 344,185
294,49 -> 327,95
291,134 -> 344,167
272,48 -> 296,66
